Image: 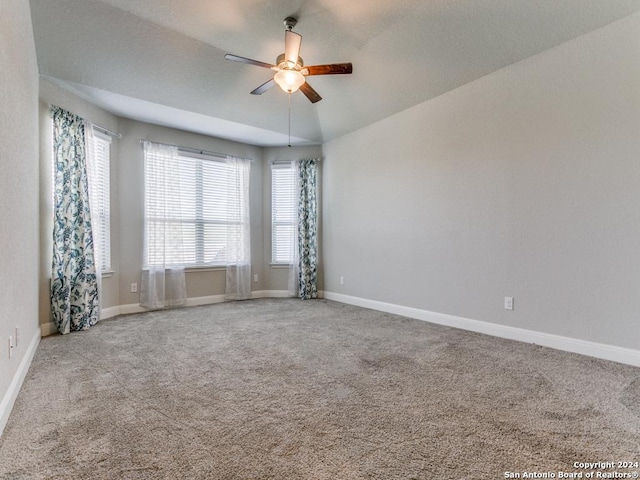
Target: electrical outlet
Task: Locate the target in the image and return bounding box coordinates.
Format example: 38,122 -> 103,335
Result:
8,336 -> 14,360
131,283 -> 138,293
504,297 -> 514,311
253,274 -> 259,283
340,276 -> 344,285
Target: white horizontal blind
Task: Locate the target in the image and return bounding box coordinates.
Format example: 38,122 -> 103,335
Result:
144,149 -> 246,268
271,163 -> 296,264
89,132 -> 111,271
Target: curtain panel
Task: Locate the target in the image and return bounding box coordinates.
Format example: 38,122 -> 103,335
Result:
140,141 -> 187,309
50,106 -> 100,334
225,157 -> 252,301
288,158 -> 319,299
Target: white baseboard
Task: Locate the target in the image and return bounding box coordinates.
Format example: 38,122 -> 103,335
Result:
41,321 -> 57,337
252,290 -> 324,299
323,292 -> 640,368
101,305 -> 121,320
41,304 -> 137,335
0,327 -> 41,437
252,290 -> 291,298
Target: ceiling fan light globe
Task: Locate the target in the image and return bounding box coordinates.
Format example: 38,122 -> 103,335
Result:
274,69 -> 306,93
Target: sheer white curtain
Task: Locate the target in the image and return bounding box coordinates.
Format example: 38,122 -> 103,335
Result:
140,141 -> 187,309
225,157 -> 252,300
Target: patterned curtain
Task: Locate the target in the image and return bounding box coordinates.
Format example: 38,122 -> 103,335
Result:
294,159 -> 319,299
50,106 -> 100,334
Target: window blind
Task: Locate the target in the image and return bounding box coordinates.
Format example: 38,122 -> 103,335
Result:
89,131 -> 111,271
144,149 -> 247,268
271,163 -> 296,264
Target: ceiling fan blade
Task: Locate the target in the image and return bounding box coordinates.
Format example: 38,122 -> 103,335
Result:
304,63 -> 353,76
251,78 -> 276,95
299,82 -> 322,103
284,30 -> 302,66
224,54 -> 274,69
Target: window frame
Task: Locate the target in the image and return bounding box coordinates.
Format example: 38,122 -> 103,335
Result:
89,129 -> 112,272
271,162 -> 296,265
143,148 -> 248,269
52,125 -> 112,273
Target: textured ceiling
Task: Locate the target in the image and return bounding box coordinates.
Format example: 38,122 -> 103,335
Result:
29,0 -> 640,146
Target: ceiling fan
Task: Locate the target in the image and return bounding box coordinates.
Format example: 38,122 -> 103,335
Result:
225,17 -> 353,103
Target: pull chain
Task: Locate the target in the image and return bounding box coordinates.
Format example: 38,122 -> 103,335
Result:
288,92 -> 292,148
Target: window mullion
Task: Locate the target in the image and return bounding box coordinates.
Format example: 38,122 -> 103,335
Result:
195,161 -> 204,265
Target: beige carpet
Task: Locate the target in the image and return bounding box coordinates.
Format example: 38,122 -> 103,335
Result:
0,299 -> 639,479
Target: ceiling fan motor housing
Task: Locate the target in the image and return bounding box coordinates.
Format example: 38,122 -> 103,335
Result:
284,17 -> 297,31
276,53 -> 303,69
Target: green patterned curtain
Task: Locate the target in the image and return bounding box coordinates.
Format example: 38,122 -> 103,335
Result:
51,106 -> 100,334
296,159 -> 318,299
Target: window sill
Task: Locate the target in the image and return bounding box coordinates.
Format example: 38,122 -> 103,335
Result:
270,263 -> 292,268
101,271 -> 114,278
185,266 -> 226,273
141,266 -> 227,272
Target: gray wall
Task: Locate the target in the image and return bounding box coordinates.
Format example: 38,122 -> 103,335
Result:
116,119 -> 265,306
37,83 -> 271,319
35,92 -> 324,312
0,0 -> 40,417
322,12 -> 640,350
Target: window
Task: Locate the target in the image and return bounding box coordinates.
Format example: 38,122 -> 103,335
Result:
50,116 -> 112,274
87,131 -> 112,272
144,148 -> 249,268
271,163 -> 296,264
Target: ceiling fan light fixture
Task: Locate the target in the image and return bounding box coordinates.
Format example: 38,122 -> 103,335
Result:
274,69 -> 306,93
224,16 -> 352,103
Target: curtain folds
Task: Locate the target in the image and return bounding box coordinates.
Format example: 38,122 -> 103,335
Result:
50,106 -> 100,334
225,157 -> 252,301
288,158 -> 319,300
140,141 -> 187,309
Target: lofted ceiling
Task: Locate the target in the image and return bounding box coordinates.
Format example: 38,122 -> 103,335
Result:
29,0 -> 640,147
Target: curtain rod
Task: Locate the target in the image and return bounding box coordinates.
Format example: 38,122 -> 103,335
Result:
139,139 -> 253,162
48,104 -> 121,138
93,124 -> 121,139
270,158 -> 322,165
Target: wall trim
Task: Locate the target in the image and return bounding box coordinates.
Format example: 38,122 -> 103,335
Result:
41,321 -> 57,337
101,305 -> 121,320
252,290 -> 291,298
323,291 -> 640,368
0,327 -> 41,437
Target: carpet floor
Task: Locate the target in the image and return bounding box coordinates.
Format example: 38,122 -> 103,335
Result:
0,299 -> 639,479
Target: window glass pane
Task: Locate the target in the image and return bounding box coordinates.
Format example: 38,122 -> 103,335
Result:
271,164 -> 295,264
143,149 -> 248,268
203,223 -> 227,264
88,132 -> 111,271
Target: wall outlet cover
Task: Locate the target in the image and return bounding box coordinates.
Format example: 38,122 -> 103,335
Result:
504,297 -> 514,311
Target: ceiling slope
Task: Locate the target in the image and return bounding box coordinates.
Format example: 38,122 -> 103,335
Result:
29,0 -> 640,146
